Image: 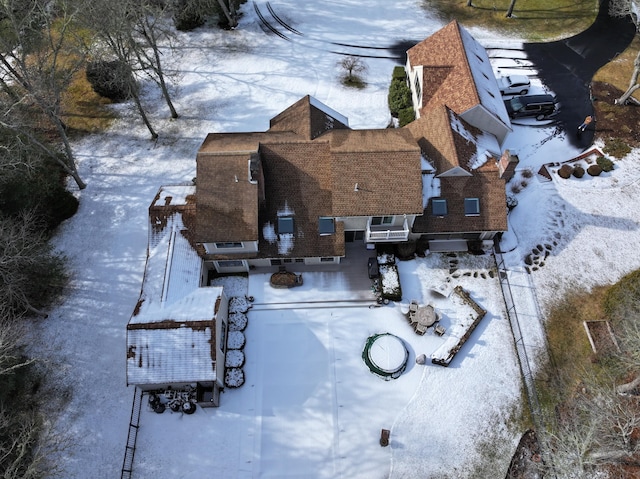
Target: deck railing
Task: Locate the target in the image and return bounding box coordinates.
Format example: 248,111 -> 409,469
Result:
365,219 -> 409,242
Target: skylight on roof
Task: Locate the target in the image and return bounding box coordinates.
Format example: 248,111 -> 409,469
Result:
432,199 -> 447,216
278,217 -> 294,234
465,198 -> 480,216
319,217 -> 335,235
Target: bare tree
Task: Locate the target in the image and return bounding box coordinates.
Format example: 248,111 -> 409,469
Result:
0,319 -> 69,478
339,56 -> 368,86
591,386 -> 640,464
216,0 -> 239,28
610,0 -> 640,104
132,10 -> 179,119
0,0 -> 87,189
83,0 -> 159,139
0,212 -> 65,319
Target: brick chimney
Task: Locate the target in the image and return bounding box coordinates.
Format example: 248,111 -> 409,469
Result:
497,149 -> 519,182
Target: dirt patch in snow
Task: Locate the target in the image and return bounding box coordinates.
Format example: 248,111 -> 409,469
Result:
506,429 -> 544,479
592,81 -> 640,149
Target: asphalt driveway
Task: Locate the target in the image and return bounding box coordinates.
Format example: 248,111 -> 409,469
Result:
523,0 -> 635,148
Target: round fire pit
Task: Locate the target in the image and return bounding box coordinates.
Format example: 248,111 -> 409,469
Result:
362,333 -> 409,380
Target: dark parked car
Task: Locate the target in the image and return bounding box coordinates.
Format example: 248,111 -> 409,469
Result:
504,94 -> 557,120
367,257 -> 379,279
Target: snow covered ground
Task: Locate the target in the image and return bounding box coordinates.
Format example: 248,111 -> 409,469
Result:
26,1 -> 640,478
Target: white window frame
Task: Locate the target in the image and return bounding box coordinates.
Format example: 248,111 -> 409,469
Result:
214,242 -> 243,249
217,260 -> 244,268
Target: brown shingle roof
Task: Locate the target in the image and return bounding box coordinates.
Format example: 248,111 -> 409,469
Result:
412,164 -> 507,234
269,95 -> 350,140
195,132 -> 300,243
406,105 -> 507,234
257,141 -> 345,258
406,20 -> 480,116
326,129 -> 423,217
407,105 -> 485,173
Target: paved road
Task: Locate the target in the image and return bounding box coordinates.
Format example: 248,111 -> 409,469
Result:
523,0 -> 636,148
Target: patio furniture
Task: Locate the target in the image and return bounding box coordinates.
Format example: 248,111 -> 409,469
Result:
408,300 -> 419,320
412,304 -> 439,335
434,324 -> 446,336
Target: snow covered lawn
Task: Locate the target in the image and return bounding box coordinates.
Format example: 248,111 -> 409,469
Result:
131,253 -> 522,479
25,0 -> 640,477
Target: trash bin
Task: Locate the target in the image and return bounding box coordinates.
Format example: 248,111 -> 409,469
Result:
367,257 -> 379,279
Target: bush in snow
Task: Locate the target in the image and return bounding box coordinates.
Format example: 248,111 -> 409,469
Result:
398,107 -> 416,128
377,252 -> 396,266
395,241 -> 416,260
587,164 -> 602,176
596,155 -> 615,172
557,164 -> 574,179
572,166 -> 585,178
227,330 -> 246,350
224,368 -> 245,388
172,0 -> 207,31
379,264 -> 402,302
506,195 -> 518,210
225,349 -> 245,368
521,168 -> 534,179
388,67 -> 412,115
228,312 -> 248,331
229,296 -> 251,314
86,60 -> 134,102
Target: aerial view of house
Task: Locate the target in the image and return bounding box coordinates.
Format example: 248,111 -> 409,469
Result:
10,1 -> 640,479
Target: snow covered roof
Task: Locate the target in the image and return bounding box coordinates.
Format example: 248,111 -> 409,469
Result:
127,185 -> 225,387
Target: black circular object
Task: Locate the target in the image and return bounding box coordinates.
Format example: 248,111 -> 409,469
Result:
182,401 -> 196,415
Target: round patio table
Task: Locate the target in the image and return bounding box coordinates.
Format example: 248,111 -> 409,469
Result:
414,305 -> 437,328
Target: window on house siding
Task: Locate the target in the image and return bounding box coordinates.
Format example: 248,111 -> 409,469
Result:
278,217 -> 294,234
320,257 -> 334,263
414,76 -> 421,102
432,199 -> 448,216
319,217 -> 335,235
221,320 -> 227,353
218,260 -> 244,268
215,242 -> 243,249
270,259 -> 282,266
371,216 -> 393,226
464,198 -> 480,216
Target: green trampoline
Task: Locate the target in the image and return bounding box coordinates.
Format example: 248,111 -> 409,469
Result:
362,333 -> 409,380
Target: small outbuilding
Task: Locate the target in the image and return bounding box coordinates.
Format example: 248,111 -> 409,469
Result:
126,185 -> 229,407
